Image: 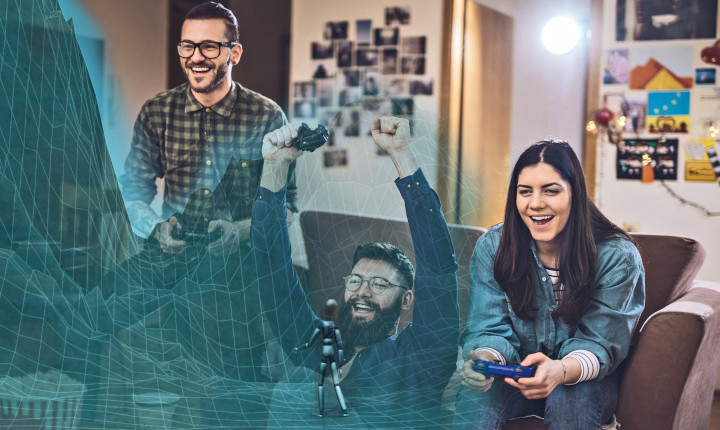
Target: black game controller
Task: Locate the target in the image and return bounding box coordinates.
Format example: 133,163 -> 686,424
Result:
171,228 -> 222,244
473,360 -> 537,381
292,123 -> 329,152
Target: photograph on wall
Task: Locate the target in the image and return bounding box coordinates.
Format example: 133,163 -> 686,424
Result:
619,98 -> 647,134
385,6 -> 411,26
344,109 -> 361,136
339,87 -> 362,107
615,0 -> 717,41
382,49 -> 398,75
401,56 -> 425,75
629,45 -> 693,90
603,49 -> 629,84
294,100 -> 316,119
375,27 -> 399,46
312,61 -> 334,79
311,41 -> 334,60
363,70 -> 380,95
356,19 -> 372,46
695,68 -> 716,85
383,76 -> 407,96
316,80 -> 335,107
337,41 -> 353,68
294,81 -> 315,99
646,91 -> 690,133
339,69 -> 361,87
363,96 -> 392,117
684,138 -> 720,181
324,21 -> 348,40
319,109 -> 341,131
324,149 -> 348,167
392,98 -> 414,116
402,36 -> 426,55
617,138 -> 678,180
356,48 -> 379,67
409,77 -> 433,95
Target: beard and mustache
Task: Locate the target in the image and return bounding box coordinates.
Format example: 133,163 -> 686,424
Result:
337,293 -> 404,359
183,56 -> 230,94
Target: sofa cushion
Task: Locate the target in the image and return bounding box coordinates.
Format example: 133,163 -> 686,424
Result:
630,234 -> 705,333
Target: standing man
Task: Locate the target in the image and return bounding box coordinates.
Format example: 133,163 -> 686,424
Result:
115,1 -> 294,382
252,117 -> 459,426
120,1 -> 296,252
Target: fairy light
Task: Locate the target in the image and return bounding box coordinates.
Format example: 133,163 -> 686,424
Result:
617,115 -> 626,129
709,121 -> 720,138
586,120 -> 598,134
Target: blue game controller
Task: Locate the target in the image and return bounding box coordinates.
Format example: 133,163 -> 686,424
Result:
473,360 -> 536,381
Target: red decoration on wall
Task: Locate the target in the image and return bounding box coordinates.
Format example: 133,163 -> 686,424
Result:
701,39 -> 720,65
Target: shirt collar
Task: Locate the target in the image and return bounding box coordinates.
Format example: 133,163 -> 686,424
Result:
184,81 -> 238,117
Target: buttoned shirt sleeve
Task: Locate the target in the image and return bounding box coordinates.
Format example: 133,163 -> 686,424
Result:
391,169 -> 459,390
559,238 -> 645,379
120,104 -> 164,205
461,226 -> 523,364
251,185 -> 319,363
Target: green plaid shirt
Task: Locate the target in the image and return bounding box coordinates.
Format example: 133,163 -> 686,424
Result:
120,81 -> 297,225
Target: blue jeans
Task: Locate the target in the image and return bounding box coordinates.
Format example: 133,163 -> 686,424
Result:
453,370 -> 620,429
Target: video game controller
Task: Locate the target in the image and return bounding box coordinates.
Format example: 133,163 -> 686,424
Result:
473,360 -> 536,381
171,228 -> 222,244
292,123 -> 329,152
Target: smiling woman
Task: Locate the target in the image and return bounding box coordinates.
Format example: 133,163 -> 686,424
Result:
454,139 -> 645,430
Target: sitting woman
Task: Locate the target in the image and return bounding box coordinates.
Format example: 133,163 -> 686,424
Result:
454,139 -> 645,429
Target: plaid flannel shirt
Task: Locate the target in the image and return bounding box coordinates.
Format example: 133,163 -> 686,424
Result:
120,81 -> 297,228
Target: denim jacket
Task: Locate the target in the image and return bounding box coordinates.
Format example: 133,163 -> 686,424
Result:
462,224 -> 645,380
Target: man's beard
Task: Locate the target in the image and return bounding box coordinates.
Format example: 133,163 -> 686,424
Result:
337,293 -> 404,355
184,56 -> 229,94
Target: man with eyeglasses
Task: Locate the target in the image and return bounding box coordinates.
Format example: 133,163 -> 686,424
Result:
113,2 -> 294,383
120,1 -> 296,252
252,117 -> 459,425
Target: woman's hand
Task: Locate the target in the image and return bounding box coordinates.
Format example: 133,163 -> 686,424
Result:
460,350 -> 496,393
504,352 -> 564,399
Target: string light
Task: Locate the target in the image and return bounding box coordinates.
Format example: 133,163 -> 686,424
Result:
708,121 -> 720,138
586,120 -> 598,134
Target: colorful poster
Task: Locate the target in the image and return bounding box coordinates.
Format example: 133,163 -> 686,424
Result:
629,46 -> 693,90
685,139 -> 720,182
617,138 -> 678,180
646,91 -> 690,133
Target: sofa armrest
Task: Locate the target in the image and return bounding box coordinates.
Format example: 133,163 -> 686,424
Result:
616,280 -> 720,430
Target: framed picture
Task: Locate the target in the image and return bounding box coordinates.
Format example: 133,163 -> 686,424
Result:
356,48 -> 379,67
324,21 -> 348,40
374,27 -> 399,46
385,6 -> 411,26
382,49 -> 398,74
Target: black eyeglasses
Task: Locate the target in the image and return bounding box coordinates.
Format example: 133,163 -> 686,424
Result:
343,274 -> 406,295
177,41 -> 237,59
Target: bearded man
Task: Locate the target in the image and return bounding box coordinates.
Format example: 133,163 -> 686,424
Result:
252,117 -> 459,424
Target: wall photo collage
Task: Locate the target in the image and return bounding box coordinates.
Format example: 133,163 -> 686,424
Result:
606,0 -> 720,183
292,6 -> 433,167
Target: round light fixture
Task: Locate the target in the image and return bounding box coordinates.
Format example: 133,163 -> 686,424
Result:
542,16 -> 581,55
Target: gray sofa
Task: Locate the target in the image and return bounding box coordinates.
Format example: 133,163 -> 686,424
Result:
299,210 -> 720,430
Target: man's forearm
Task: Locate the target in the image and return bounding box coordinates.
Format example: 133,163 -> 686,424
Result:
388,148 -> 419,179
260,159 -> 292,192
126,200 -> 163,238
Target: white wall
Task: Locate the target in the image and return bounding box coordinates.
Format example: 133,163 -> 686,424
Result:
59,0 -> 169,177
596,0 -> 720,282
474,0 -> 591,167
289,0 -> 444,218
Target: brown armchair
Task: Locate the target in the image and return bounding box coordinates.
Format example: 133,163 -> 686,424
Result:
299,211 -> 720,430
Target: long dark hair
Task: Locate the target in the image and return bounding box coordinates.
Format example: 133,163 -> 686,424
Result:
494,139 -> 631,325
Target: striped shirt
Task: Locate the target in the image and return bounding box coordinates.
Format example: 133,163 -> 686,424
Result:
120,81 -> 297,229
